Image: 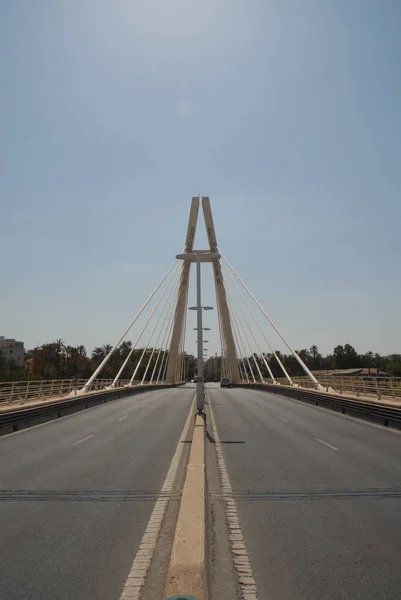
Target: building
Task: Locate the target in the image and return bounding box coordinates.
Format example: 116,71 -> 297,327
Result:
205,355 -> 221,381
0,336 -> 25,366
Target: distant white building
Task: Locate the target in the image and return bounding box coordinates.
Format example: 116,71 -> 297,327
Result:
0,336 -> 25,366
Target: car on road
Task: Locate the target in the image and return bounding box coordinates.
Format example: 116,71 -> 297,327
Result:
220,377 -> 231,388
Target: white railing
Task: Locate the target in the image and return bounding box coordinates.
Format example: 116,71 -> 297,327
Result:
0,378 -> 145,405
271,375 -> 401,402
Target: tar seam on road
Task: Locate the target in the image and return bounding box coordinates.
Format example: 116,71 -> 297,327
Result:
118,415 -> 128,421
276,416 -> 288,423
209,488 -> 401,500
0,490 -> 182,502
72,434 -> 94,446
208,395 -> 259,600
118,397 -> 195,600
314,437 -> 339,451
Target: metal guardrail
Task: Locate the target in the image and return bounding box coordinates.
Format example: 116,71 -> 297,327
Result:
0,378 -> 146,405
272,375 -> 401,402
235,383 -> 401,430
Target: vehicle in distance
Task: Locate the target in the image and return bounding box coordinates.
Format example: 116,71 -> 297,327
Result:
220,377 -> 231,388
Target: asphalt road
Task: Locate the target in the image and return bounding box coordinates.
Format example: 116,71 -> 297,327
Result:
0,386 -> 193,600
207,384 -> 401,600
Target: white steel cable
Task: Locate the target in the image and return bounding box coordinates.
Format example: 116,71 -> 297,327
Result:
220,250 -> 319,386
83,259 -> 179,391
225,288 -> 263,383
223,266 -> 266,383
158,292 -> 178,383
175,283 -> 188,383
225,287 -> 248,383
156,310 -> 175,383
112,261 -> 181,386
150,292 -> 177,383
227,294 -> 255,382
214,281 -> 231,380
222,263 -> 277,383
180,290 -> 189,382
130,268 -> 182,384
226,297 -> 248,382
140,269 -> 182,384
222,258 -> 291,384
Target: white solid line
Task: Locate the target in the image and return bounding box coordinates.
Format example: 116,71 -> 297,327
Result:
117,415 -> 128,421
118,397 -> 195,600
314,437 -> 339,451
277,416 -> 288,423
209,396 -> 259,599
72,434 -> 94,446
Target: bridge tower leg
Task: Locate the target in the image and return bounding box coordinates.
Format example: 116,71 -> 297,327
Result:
165,197 -> 199,383
202,197 -> 240,384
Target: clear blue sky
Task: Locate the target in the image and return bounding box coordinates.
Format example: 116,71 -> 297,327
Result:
1,0 -> 400,357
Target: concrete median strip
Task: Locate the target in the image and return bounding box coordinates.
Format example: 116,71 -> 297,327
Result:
163,413 -> 206,599
119,399 -> 195,600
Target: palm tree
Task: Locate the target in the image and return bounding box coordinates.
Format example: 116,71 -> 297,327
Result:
92,347 -> 106,360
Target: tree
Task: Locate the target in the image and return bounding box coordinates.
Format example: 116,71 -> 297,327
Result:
343,344 -> 360,368
333,344 -> 360,369
309,345 -> 322,370
387,359 -> 401,378
333,345 -> 345,369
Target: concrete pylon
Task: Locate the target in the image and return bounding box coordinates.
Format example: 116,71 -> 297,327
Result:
202,197 -> 240,383
165,198 -> 199,383
166,196 -> 240,384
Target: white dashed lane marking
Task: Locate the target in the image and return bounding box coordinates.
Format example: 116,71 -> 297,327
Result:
314,437 -> 339,451
72,435 -> 94,446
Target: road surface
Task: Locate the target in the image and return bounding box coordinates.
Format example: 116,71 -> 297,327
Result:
1,383 -> 400,599
207,384 -> 401,600
0,387 -> 193,600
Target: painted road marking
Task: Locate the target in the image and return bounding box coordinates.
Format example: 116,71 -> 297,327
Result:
118,398 -> 195,600
209,396 -> 259,600
72,435 -> 94,446
277,416 -> 288,423
117,415 -> 128,421
314,437 -> 339,451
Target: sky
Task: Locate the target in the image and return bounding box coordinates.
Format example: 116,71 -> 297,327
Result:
1,0 -> 401,358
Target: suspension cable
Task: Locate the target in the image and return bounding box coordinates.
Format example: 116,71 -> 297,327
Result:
82,259 -> 179,391
222,258 -> 291,384
222,263 -> 277,383
150,290 -> 177,383
223,266 -> 266,383
227,293 -> 255,382
140,269 -> 182,384
214,280 -> 230,380
156,306 -> 176,383
130,267 -> 182,384
112,261 -> 181,386
225,287 -> 264,383
220,251 -> 319,386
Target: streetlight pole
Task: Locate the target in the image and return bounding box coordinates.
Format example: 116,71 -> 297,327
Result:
196,254 -> 204,412
177,250 -> 220,413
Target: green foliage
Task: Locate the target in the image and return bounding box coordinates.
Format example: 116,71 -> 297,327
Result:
1,341 -> 400,382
